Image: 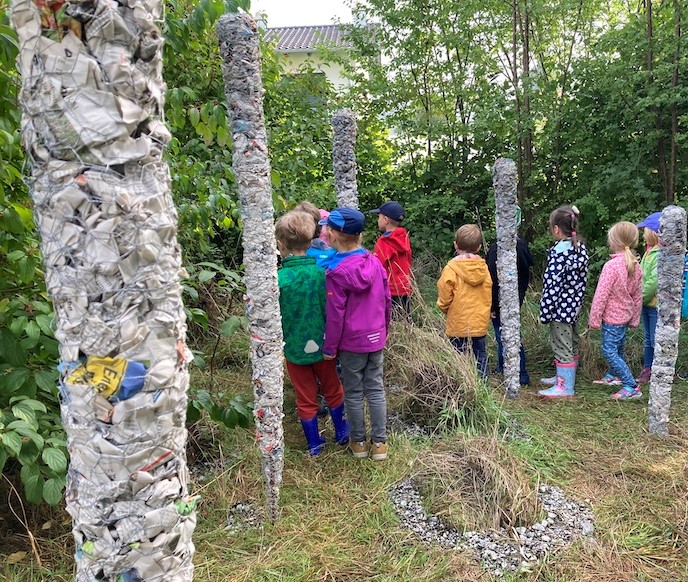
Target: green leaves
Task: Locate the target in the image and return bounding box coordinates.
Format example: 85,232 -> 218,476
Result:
42,447 -> 68,473
2,431 -> 22,456
43,476 -> 65,506
187,390 -> 253,430
220,315 -> 247,338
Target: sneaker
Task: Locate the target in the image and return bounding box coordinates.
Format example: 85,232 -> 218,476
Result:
371,442 -> 388,461
593,374 -> 622,385
350,441 -> 370,459
611,386 -> 642,400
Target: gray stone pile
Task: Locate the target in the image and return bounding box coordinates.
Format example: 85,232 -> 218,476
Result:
390,479 -> 594,577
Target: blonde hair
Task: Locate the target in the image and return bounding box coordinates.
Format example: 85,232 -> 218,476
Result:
275,211 -> 314,253
454,224 -> 482,253
608,221 -> 639,275
643,227 -> 659,246
549,204 -> 582,249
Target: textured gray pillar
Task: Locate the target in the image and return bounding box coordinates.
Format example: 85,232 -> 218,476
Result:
492,158 -> 520,399
217,13 -> 284,521
648,206 -> 687,436
11,0 -> 196,578
332,108 -> 359,208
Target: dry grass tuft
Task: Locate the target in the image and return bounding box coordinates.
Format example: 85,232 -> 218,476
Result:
385,296 -> 484,432
415,435 -> 542,532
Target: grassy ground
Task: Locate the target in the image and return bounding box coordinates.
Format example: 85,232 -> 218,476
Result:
3,295 -> 688,581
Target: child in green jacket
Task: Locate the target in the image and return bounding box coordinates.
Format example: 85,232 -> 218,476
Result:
636,212 -> 660,384
275,211 -> 349,455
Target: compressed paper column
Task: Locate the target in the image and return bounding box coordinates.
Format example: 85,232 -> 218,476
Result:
10,0 -> 196,579
217,13 -> 284,521
648,206 -> 687,436
332,108 -> 359,208
492,158 -> 521,399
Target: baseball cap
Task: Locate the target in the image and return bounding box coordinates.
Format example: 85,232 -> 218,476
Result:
318,207 -> 365,235
637,212 -> 661,233
369,201 -> 405,222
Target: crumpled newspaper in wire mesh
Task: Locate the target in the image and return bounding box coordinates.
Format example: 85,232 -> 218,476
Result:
11,0 -> 197,578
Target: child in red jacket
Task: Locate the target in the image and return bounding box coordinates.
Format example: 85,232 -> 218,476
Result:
370,201 -> 412,317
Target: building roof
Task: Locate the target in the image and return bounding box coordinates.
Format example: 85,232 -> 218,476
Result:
265,25 -> 350,52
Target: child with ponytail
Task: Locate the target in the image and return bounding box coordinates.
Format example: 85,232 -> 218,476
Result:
538,205 -> 589,398
588,221 -> 643,400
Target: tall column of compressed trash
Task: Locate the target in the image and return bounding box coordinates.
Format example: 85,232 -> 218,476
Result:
10,0 -> 196,578
332,108 -> 359,209
217,13 -> 285,521
648,206 -> 687,437
492,158 -> 521,399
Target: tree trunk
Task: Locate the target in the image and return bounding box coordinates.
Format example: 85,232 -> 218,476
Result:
648,206 -> 686,436
217,13 -> 285,521
645,0 -> 672,202
512,0 -> 525,205
493,158 -> 521,399
521,2 -> 533,209
10,0 -> 196,578
332,108 -> 360,209
668,0 -> 682,202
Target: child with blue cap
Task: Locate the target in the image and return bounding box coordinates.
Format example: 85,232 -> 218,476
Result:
635,212 -> 661,384
319,208 -> 392,460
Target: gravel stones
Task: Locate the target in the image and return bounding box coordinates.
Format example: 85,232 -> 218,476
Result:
389,479 -> 594,576
225,502 -> 264,534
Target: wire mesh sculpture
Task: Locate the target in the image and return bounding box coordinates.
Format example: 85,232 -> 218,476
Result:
492,158 -> 521,399
648,205 -> 687,437
217,12 -> 285,522
332,108 -> 359,209
10,0 -> 197,578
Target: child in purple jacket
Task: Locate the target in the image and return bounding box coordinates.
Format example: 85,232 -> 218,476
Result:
319,208 -> 392,461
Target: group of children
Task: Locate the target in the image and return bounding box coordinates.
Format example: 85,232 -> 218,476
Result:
276,198 -> 662,458
537,207 -> 660,400
275,201 -> 412,460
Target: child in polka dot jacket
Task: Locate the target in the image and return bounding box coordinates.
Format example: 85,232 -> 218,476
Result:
538,205 -> 590,398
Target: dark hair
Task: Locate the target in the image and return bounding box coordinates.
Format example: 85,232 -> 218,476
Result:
549,205 -> 581,249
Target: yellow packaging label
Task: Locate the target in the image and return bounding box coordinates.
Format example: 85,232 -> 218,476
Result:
66,356 -> 126,398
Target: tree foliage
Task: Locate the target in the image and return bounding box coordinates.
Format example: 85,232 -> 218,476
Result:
343,0 -> 687,261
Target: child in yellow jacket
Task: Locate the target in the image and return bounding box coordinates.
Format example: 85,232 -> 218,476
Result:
437,224 -> 493,377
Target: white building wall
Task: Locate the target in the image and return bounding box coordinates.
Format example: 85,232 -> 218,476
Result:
278,51 -> 350,89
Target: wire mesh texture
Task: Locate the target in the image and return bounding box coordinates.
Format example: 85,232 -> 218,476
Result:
10,0 -> 196,579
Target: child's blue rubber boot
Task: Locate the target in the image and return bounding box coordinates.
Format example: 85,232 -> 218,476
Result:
300,416 -> 326,455
538,360 -> 576,398
328,403 -> 350,445
540,355 -> 578,386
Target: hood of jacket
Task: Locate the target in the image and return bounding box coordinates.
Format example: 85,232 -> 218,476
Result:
446,257 -> 490,287
381,227 -> 411,253
330,250 -> 381,292
554,240 -> 588,273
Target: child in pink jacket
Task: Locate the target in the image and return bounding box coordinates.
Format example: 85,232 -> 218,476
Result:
589,221 -> 643,399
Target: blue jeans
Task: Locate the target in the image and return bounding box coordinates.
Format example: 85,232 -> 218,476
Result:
641,306 -> 657,368
450,336 -> 487,378
601,323 -> 636,387
492,316 -> 529,384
